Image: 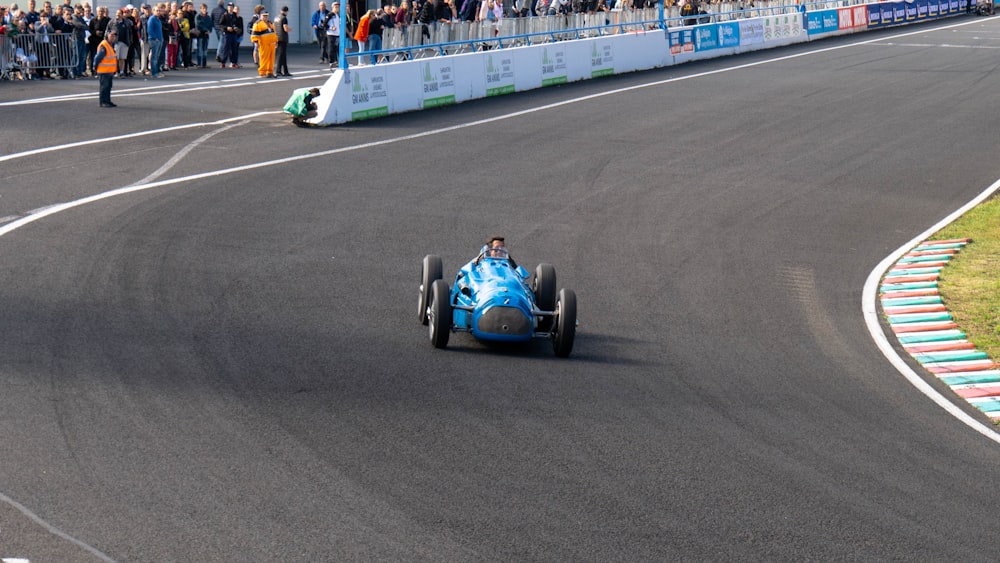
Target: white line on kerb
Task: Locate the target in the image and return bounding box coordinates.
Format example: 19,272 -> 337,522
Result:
862,178 -> 1000,445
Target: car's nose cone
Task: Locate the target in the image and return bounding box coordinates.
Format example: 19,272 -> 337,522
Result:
477,305 -> 532,336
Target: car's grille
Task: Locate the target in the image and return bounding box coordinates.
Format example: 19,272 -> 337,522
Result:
477,306 -> 531,336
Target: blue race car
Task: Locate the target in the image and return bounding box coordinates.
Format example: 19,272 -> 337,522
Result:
418,238 -> 577,357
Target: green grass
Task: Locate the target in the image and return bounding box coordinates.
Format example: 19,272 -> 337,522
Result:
933,195 -> 1000,360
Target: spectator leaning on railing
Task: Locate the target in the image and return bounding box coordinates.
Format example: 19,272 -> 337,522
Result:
395,0 -> 409,26
52,5 -> 75,78
67,3 -> 87,76
34,13 -> 55,77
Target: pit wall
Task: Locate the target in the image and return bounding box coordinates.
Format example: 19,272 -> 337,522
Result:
308,0 -> 973,125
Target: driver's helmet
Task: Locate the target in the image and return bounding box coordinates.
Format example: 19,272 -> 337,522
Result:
482,244 -> 509,259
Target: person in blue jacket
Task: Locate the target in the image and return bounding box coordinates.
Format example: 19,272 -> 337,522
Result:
147,3 -> 164,77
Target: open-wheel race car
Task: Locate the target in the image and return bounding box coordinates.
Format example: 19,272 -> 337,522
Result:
417,238 -> 577,357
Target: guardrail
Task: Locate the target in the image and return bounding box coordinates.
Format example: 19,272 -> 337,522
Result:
0,33 -> 78,80
344,0 -> 866,63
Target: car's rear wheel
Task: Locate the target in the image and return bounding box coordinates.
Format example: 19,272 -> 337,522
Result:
419,255 -> 443,325
552,288 -> 576,358
429,279 -> 451,349
534,263 -> 556,331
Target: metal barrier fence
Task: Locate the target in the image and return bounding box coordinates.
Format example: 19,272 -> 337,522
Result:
1,33 -> 78,80
352,0 -> 835,63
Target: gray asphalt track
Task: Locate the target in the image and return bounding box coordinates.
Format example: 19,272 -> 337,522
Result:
2,21 -> 1000,561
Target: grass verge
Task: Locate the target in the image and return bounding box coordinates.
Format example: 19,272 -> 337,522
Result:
933,195 -> 1000,360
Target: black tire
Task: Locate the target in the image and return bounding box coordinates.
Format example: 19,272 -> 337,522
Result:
429,279 -> 451,349
419,255 -> 443,325
534,263 -> 556,331
552,288 -> 576,358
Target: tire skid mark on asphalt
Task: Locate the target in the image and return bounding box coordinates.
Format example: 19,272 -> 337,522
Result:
880,239 -> 1000,421
131,120 -> 248,187
863,175 -> 1000,445
779,265 -> 853,363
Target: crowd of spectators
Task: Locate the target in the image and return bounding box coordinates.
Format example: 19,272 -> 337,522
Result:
310,0 -> 711,66
0,0 -> 248,79
336,0 -> 695,26
1,0 -> 732,79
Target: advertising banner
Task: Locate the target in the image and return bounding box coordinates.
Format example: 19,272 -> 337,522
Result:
420,59 -> 457,109
347,68 -> 390,121
916,0 -> 929,19
719,22 -> 740,49
869,2 -> 896,26
668,22 -> 739,54
840,5 -> 868,29
739,19 -> 764,46
694,25 -> 720,51
668,28 -> 695,54
893,3 -> 906,21
806,11 -> 834,35
540,45 -> 569,86
764,13 -> 804,41
880,2 -> 902,27
589,39 -> 615,77
485,53 -> 515,96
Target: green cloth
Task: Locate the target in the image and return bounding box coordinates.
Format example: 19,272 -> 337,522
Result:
283,88 -> 314,117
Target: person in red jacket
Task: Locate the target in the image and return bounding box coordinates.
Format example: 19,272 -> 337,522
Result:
353,9 -> 371,63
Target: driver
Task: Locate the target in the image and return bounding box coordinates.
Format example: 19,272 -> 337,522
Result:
479,235 -> 518,267
484,236 -> 508,258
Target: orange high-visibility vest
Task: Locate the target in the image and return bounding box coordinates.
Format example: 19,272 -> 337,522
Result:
96,39 -> 117,74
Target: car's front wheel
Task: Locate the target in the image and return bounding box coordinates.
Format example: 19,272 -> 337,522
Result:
552,288 -> 576,358
419,255 -> 443,325
534,263 -> 556,331
429,279 -> 451,349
